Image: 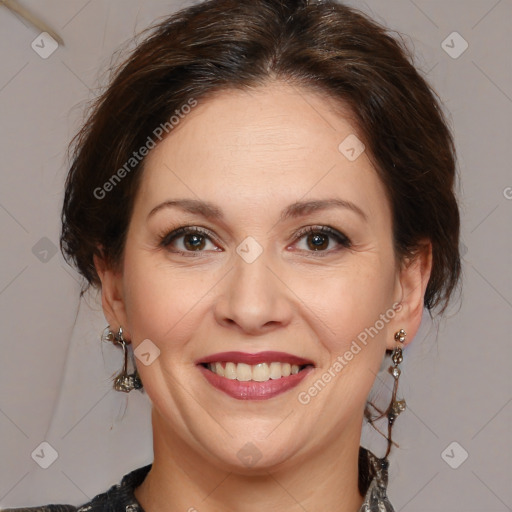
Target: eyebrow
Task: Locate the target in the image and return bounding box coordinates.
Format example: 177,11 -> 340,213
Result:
148,198 -> 367,222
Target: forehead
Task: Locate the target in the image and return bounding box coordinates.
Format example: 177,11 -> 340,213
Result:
135,82 -> 390,224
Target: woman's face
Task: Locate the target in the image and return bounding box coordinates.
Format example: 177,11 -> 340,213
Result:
100,81 -> 423,472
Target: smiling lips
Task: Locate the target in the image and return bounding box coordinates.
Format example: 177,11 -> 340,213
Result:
197,351 -> 315,400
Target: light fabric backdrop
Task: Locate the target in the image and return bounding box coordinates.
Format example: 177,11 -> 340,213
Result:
0,0 -> 511,509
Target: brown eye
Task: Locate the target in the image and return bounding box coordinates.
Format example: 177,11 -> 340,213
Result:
161,226 -> 219,254
306,232 -> 329,251
294,226 -> 351,254
183,233 -> 206,251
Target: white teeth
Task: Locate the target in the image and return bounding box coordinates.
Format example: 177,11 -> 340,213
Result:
269,362 -> 282,379
236,363 -> 252,381
206,361 -> 306,381
214,362 -> 225,377
252,363 -> 270,382
224,362 -> 237,380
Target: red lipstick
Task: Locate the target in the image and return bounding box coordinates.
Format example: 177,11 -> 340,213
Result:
196,351 -> 315,400
197,351 -> 314,366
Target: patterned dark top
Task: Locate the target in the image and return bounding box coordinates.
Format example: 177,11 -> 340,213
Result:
1,448 -> 394,511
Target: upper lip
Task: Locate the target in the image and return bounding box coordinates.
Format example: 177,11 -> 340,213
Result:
197,351 -> 315,367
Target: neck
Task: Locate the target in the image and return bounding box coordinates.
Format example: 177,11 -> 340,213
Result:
134,408 -> 365,512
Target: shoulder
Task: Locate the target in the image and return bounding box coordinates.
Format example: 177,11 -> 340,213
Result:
0,507 -> 76,512
1,464 -> 152,512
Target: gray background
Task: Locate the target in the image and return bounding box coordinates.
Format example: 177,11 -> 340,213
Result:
0,0 -> 511,509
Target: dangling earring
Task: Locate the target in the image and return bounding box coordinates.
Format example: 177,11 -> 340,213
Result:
384,328 -> 407,457
102,326 -> 143,393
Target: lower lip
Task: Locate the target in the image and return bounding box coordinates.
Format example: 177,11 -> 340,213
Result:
198,364 -> 313,400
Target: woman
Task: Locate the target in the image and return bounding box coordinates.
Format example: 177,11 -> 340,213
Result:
4,0 -> 460,510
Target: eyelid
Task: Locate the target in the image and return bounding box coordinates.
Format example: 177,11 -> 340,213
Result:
293,225 -> 351,244
159,224 -> 351,255
159,226 -> 220,248
290,225 -> 352,253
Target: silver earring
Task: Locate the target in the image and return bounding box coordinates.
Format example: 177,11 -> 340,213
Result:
102,326 -> 143,392
387,329 -> 406,426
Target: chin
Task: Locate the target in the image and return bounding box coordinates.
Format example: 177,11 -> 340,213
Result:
196,428 -> 311,475
212,445 -> 298,475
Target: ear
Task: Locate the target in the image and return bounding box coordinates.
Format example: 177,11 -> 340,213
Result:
388,240 -> 433,350
93,252 -> 130,341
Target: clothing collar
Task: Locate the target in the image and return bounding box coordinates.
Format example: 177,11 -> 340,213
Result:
77,447 -> 394,512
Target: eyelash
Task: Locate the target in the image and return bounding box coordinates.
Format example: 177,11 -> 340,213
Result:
159,225 -> 351,257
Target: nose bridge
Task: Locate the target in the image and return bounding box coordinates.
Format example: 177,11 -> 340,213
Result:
214,243 -> 292,333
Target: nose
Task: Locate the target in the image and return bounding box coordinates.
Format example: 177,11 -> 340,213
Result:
213,249 -> 294,336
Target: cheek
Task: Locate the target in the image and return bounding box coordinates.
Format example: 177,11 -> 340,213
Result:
120,247 -> 197,348
303,257 -> 397,394
302,255 -> 396,338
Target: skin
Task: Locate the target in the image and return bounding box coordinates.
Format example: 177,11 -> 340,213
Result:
94,81 -> 432,512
